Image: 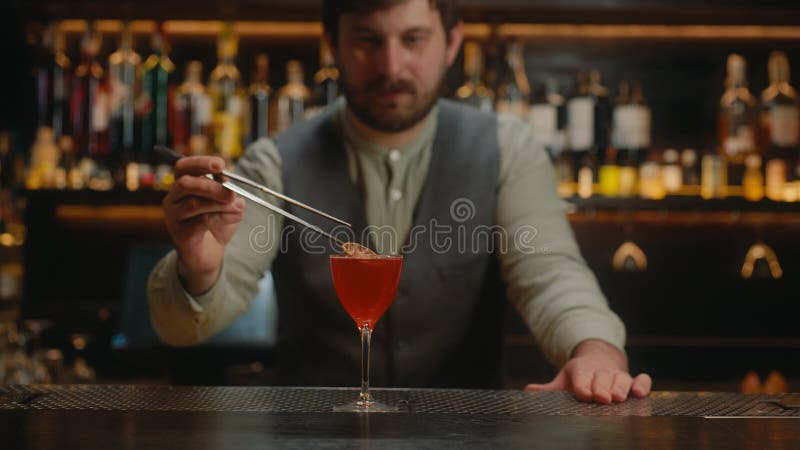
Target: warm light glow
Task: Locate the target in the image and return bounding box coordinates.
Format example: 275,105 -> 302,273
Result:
52,21 -> 800,40
497,24 -> 800,40
463,24 -> 492,39
612,241 -> 648,272
0,233 -> 15,247
59,20 -> 154,34
741,243 -> 783,280
55,205 -> 164,227
232,22 -> 322,38
58,20 -> 322,38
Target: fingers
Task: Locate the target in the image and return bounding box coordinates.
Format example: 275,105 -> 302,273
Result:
610,372 -> 634,403
525,368 -> 651,404
174,156 -> 225,177
590,370 -> 614,404
205,210 -> 246,228
631,373 -> 653,398
569,370 -> 594,402
524,371 -> 567,392
167,174 -> 237,205
170,196 -> 244,223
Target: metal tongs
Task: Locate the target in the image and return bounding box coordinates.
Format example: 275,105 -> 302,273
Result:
154,145 -> 350,246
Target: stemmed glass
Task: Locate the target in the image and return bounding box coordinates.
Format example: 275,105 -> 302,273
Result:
330,254 -> 403,412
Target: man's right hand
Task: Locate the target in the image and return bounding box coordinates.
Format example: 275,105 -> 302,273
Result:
162,156 -> 246,295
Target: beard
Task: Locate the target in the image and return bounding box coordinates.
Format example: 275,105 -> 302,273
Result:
339,69 -> 445,133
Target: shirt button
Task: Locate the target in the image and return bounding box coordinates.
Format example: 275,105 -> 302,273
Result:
390,189 -> 403,201
389,149 -> 401,163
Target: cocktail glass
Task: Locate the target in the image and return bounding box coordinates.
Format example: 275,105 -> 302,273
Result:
330,254 -> 403,412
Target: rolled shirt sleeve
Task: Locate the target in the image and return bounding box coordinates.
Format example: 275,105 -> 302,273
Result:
495,114 -> 626,367
147,138 -> 285,346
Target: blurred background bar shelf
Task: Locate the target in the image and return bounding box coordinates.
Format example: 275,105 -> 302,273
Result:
0,0 -> 799,393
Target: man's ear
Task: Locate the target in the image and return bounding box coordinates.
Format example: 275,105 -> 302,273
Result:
445,21 -> 465,67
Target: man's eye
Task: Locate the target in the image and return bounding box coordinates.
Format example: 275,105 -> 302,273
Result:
403,35 -> 424,46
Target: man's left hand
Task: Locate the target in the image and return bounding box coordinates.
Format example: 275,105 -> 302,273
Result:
524,339 -> 652,404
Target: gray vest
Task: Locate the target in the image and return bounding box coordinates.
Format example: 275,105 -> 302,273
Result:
272,99 -> 506,388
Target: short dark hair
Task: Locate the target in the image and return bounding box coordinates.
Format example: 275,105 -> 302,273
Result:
322,0 -> 461,46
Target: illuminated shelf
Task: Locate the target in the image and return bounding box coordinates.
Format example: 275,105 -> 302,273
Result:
566,194 -> 800,214
496,24 -> 800,40
51,20 -> 800,41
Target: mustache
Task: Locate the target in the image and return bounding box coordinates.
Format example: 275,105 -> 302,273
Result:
364,77 -> 417,95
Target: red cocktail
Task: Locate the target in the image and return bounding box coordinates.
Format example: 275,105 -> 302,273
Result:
330,254 -> 403,412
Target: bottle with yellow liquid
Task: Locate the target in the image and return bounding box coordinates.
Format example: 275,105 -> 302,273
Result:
639,152 -> 665,200
577,150 -> 597,199
209,23 -> 244,160
701,152 -> 727,199
598,146 -> 621,197
618,151 -> 638,197
661,149 -> 683,194
742,153 -> 764,201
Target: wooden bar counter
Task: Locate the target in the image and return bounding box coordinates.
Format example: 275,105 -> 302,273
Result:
2,386 -> 799,448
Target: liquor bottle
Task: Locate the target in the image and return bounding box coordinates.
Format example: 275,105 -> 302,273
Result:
174,61 -> 212,156
598,146 -> 621,197
139,24 -> 176,162
613,81 -> 651,167
618,148 -> 638,197
576,150 -> 596,199
455,41 -> 494,112
495,41 -> 530,119
701,152 -> 727,199
661,148 -> 682,194
760,51 -> 799,201
681,148 -> 700,186
108,22 -> 141,159
529,78 -> 567,159
555,150 -> 576,198
587,70 -> 613,164
34,23 -> 55,131
567,71 -> 589,177
246,54 -> 272,144
305,39 -> 340,119
35,23 -> 72,142
27,127 -> 61,189
209,23 -> 244,159
718,53 -> 757,185
742,153 -> 764,201
71,24 -> 109,159
0,132 -> 12,189
275,60 -> 311,133
568,70 -> 612,188
611,80 -> 630,151
613,83 -> 641,196
639,151 -> 665,200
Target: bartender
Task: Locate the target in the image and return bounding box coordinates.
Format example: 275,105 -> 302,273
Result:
148,0 -> 651,404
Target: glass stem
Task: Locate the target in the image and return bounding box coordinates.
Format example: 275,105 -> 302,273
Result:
359,323 -> 372,405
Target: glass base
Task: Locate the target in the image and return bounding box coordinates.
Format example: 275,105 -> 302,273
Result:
332,399 -> 400,413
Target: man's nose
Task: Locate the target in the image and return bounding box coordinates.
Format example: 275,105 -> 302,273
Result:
376,39 -> 406,78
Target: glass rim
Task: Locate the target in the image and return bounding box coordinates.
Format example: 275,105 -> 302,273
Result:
329,254 -> 403,260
